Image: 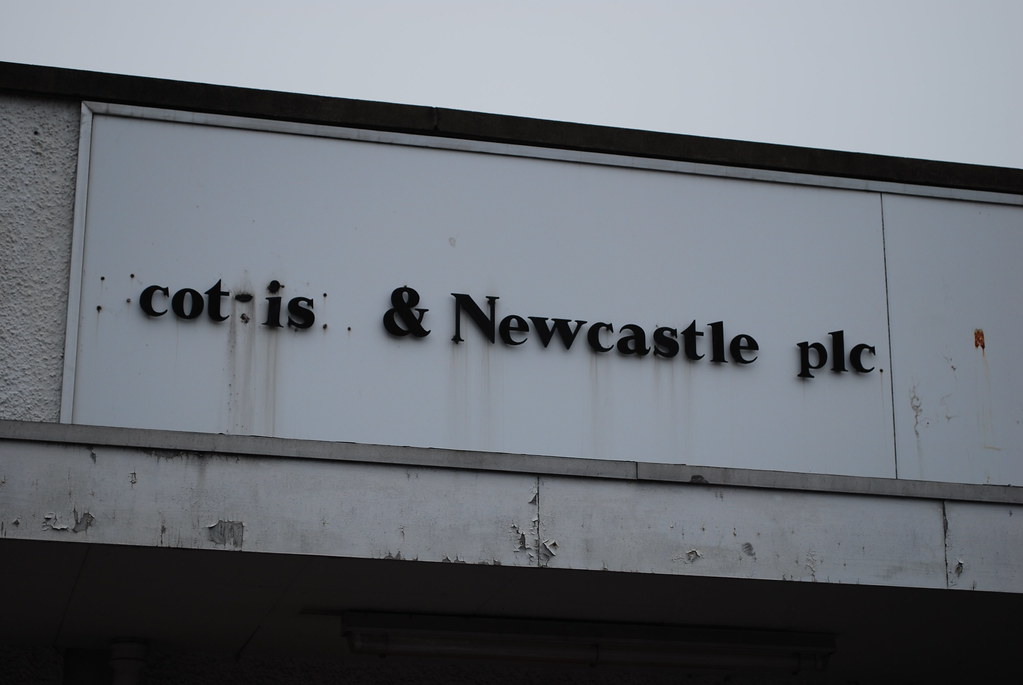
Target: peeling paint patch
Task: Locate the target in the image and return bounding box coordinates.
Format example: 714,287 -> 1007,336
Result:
206,520 -> 244,548
805,550 -> 819,582
510,524 -> 528,552
42,512 -> 69,531
538,539 -> 558,567
384,551 -> 404,561
685,549 -> 702,563
441,555 -> 466,564
954,559 -> 965,577
72,510 -> 95,533
39,509 -> 98,534
742,542 -> 756,557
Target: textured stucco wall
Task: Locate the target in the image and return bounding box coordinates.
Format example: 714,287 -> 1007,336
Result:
0,94 -> 79,421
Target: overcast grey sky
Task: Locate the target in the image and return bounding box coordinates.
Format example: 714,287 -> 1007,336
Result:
2,1 -> 1021,169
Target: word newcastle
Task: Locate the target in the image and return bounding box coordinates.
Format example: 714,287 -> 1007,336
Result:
383,287 -> 876,379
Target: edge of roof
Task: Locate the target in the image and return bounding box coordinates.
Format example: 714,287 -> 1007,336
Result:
2,61 -> 1020,196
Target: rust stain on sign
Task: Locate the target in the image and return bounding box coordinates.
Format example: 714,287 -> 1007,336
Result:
974,329 -> 985,351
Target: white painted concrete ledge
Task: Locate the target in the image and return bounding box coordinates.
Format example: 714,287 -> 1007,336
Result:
2,420 -> 1021,594
2,420 -> 1020,503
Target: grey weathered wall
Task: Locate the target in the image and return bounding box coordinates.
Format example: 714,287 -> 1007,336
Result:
0,95 -> 79,421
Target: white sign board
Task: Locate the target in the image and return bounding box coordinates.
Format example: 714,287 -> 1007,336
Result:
64,105 -> 1022,484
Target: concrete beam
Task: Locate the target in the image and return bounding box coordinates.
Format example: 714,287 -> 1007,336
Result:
3,426 -> 1021,592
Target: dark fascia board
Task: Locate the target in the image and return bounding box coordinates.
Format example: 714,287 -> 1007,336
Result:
2,61 -> 1021,195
